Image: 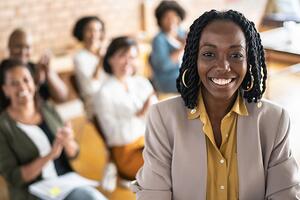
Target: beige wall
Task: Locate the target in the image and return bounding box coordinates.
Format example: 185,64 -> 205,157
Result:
0,0 -> 267,60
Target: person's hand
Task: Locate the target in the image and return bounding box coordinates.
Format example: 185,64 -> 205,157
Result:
170,49 -> 184,64
48,139 -> 63,160
93,49 -> 104,79
35,50 -> 52,83
38,50 -> 52,71
136,92 -> 157,117
55,122 -> 75,147
56,122 -> 79,159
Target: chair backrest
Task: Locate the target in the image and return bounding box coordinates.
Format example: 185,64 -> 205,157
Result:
91,115 -> 133,181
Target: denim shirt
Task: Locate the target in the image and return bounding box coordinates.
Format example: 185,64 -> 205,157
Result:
150,29 -> 186,93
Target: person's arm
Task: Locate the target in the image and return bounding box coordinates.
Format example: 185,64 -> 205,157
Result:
132,104 -> 172,200
92,53 -> 103,79
55,122 -> 79,159
265,109 -> 300,199
73,54 -> 102,98
150,35 -> 181,74
20,139 -> 63,183
37,53 -> 69,102
136,78 -> 158,117
135,92 -> 157,117
0,129 -> 63,186
45,69 -> 69,102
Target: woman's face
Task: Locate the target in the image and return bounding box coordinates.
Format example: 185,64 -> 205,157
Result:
2,66 -> 36,106
160,10 -> 180,33
9,33 -> 32,64
109,46 -> 138,80
197,20 -> 247,102
83,20 -> 104,45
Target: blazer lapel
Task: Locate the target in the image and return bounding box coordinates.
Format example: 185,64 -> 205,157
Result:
237,112 -> 265,200
185,118 -> 207,200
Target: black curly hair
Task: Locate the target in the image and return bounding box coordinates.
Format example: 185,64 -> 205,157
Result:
176,9 -> 267,109
155,0 -> 186,29
72,16 -> 105,41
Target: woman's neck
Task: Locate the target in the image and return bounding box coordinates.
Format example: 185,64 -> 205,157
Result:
84,42 -> 101,55
202,89 -> 237,121
7,102 -> 40,124
115,75 -> 129,91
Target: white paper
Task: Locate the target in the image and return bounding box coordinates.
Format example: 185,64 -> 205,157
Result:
29,172 -> 99,200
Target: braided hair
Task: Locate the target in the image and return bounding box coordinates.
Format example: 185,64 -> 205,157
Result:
176,10 -> 267,109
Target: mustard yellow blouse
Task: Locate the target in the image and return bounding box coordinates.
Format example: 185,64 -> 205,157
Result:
188,93 -> 248,200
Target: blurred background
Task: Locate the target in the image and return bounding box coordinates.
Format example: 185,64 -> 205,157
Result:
0,0 -> 300,199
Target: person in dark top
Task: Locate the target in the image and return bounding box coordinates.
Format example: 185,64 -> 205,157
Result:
7,28 -> 68,103
0,59 -> 107,200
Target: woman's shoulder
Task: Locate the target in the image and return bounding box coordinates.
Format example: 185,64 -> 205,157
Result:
153,31 -> 168,43
74,49 -> 97,62
246,98 -> 289,121
0,111 -> 10,127
0,111 -> 17,138
150,95 -> 185,115
132,75 -> 152,86
96,76 -> 117,95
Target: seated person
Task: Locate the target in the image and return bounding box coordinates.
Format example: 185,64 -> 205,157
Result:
133,9 -> 300,199
0,59 -> 107,200
149,0 -> 186,93
93,36 -> 157,180
7,28 -> 68,104
73,16 -> 108,117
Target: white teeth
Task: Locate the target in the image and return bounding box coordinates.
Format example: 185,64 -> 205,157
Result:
18,91 -> 29,97
211,78 -> 232,85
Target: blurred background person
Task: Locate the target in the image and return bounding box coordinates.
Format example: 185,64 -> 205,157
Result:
7,28 -> 69,105
0,59 -> 107,200
149,0 -> 186,93
73,16 -> 108,118
94,36 -> 157,180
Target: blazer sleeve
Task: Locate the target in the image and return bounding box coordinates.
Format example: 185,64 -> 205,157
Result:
132,104 -> 173,200
0,128 -> 25,187
266,108 -> 300,199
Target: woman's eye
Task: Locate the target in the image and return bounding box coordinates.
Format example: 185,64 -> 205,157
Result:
11,80 -> 19,86
202,52 -> 215,57
24,78 -> 29,83
231,53 -> 244,59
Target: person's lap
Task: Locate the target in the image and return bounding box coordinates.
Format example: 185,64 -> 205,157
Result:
65,186 -> 107,200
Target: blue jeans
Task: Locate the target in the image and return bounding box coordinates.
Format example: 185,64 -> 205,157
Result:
64,186 -> 107,200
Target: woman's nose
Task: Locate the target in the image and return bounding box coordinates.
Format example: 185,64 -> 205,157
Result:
216,57 -> 231,72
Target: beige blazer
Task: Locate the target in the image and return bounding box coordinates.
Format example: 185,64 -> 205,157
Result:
132,96 -> 300,200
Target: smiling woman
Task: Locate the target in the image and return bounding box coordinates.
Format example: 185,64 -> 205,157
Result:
132,10 -> 300,200
0,59 -> 107,200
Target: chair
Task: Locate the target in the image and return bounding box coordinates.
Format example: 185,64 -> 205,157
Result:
91,116 -> 134,181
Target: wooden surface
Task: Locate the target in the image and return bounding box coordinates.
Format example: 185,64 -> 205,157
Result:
0,175 -> 9,200
260,24 -> 300,65
70,116 -> 136,200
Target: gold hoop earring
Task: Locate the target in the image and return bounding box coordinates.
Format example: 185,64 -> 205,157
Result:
245,66 -> 254,92
182,69 -> 189,88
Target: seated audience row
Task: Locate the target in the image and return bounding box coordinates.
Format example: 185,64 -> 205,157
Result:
0,59 -> 107,200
